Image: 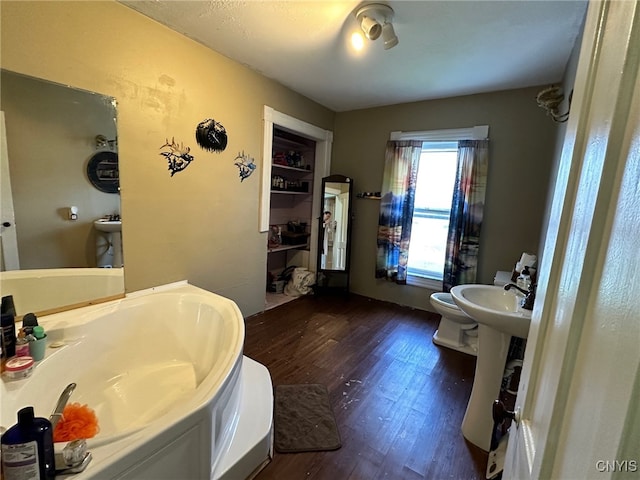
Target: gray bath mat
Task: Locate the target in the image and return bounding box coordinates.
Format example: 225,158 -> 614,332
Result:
274,383 -> 342,453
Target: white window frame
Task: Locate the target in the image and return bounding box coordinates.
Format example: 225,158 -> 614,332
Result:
390,125 -> 488,142
389,125 -> 489,290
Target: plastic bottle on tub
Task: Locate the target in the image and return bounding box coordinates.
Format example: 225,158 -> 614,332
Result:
1,406 -> 56,480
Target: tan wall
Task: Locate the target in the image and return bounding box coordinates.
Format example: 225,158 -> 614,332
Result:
333,88 -> 559,311
1,70 -> 120,269
1,1 -> 564,316
0,1 -> 334,316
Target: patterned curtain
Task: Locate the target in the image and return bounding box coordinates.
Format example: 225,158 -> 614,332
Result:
375,140 -> 422,284
443,139 -> 489,291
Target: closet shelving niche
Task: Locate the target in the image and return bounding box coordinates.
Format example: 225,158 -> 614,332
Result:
267,127 -> 315,259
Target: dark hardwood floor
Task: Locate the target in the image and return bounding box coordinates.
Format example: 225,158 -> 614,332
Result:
244,294 -> 488,480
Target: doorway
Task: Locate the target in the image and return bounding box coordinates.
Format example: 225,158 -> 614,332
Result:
260,106 -> 332,310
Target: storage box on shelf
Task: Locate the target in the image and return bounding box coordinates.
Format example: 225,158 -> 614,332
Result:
267,221 -> 311,252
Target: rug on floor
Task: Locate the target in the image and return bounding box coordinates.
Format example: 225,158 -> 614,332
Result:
274,383 -> 341,453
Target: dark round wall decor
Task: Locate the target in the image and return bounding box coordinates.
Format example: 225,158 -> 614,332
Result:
87,151 -> 119,193
195,118 -> 228,153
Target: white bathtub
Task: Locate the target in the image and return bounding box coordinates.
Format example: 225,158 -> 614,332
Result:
0,281 -> 273,479
0,268 -> 125,316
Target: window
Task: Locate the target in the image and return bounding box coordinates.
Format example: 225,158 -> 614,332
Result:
406,142 -> 457,288
389,125 -> 488,290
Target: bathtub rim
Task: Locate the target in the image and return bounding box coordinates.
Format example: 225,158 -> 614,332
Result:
3,280 -> 247,477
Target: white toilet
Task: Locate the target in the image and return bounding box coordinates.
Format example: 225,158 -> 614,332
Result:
430,292 -> 478,356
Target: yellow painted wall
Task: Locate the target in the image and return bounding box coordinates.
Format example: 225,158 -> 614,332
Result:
1,1 -> 334,316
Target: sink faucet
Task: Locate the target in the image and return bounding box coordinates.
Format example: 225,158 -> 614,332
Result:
504,283 -> 536,310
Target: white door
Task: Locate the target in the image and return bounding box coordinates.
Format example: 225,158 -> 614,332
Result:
504,1 -> 640,478
0,111 -> 20,271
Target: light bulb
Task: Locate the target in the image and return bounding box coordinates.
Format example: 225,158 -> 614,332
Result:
351,32 -> 364,51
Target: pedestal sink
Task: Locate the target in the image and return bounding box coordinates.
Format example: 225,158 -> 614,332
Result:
93,219 -> 122,233
450,284 -> 532,451
93,219 -> 123,267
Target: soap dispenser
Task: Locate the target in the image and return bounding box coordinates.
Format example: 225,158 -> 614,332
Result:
517,266 -> 532,291
1,406 -> 56,480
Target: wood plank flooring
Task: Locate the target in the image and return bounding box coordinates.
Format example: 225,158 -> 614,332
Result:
244,294 -> 488,480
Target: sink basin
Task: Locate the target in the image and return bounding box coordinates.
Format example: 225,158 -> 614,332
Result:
450,284 -> 532,338
94,219 -> 122,233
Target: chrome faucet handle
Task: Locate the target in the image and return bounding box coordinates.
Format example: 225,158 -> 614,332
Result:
50,383 -> 76,429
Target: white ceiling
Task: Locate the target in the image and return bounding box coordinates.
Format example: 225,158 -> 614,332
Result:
119,0 -> 588,112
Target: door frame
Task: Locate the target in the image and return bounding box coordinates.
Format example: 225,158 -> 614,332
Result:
504,1 -> 640,477
0,111 -> 20,271
259,106 -> 333,274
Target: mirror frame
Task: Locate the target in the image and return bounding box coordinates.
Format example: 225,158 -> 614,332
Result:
316,174 -> 353,294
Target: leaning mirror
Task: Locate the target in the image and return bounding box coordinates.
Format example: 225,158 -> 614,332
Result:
0,69 -> 123,317
316,175 -> 353,294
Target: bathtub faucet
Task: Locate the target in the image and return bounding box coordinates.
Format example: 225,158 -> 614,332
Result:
504,283 -> 536,311
50,383 -> 77,429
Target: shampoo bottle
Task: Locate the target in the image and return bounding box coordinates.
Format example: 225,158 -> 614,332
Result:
1,406 -> 56,480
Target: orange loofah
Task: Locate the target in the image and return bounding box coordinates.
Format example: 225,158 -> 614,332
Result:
53,402 -> 100,442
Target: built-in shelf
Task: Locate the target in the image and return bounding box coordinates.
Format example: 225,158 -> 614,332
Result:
266,119 -> 321,292
272,164 -> 313,173
356,192 -> 381,199
270,190 -> 310,195
268,244 -> 309,253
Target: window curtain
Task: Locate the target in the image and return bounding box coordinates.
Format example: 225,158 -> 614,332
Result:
443,139 -> 489,291
375,140 -> 422,284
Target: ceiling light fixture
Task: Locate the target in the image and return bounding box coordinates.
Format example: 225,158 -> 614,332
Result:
381,21 -> 398,50
355,3 -> 398,49
359,14 -> 382,40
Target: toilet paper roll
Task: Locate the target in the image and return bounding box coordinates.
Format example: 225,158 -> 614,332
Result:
519,252 -> 537,267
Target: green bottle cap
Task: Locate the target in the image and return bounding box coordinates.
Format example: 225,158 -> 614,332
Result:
33,325 -> 45,339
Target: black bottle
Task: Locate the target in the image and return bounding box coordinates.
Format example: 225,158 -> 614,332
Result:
1,295 -> 17,358
1,295 -> 16,316
1,312 -> 16,359
1,406 -> 56,480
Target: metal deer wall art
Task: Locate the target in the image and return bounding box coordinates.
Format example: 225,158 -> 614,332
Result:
234,151 -> 256,182
159,137 -> 195,176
